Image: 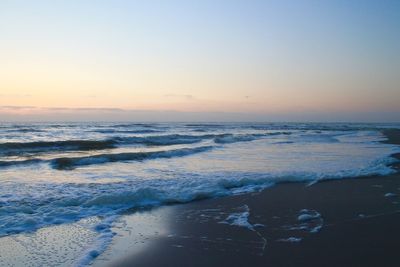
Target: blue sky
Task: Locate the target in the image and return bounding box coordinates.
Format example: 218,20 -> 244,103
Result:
0,0 -> 399,121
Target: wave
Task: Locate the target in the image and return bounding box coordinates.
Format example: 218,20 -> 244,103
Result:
2,156 -> 397,238
294,134 -> 340,143
112,123 -> 162,128
0,134 -> 213,156
51,146 -> 214,170
5,128 -> 45,133
0,134 -> 209,156
0,140 -> 116,155
214,134 -> 263,144
0,145 -> 215,170
213,133 -> 289,144
274,141 -> 295,144
0,132 -> 292,156
0,158 -> 43,168
185,123 -> 225,127
113,134 -> 214,146
117,133 -> 281,146
90,129 -> 162,134
0,140 -> 117,156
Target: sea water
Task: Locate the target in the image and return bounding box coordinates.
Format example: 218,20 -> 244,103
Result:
0,122 -> 399,266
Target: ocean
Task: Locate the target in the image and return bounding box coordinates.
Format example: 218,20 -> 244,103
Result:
0,122 -> 399,266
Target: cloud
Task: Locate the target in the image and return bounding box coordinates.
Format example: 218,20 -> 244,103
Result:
164,94 -> 195,100
46,107 -> 124,112
0,106 -> 125,114
0,105 -> 37,110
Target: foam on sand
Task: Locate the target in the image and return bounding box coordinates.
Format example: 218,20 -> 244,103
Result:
285,209 -> 324,234
384,192 -> 397,198
219,205 -> 255,230
277,237 -> 302,243
297,209 -> 321,222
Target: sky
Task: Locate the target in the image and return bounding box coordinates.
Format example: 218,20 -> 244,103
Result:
0,0 -> 399,122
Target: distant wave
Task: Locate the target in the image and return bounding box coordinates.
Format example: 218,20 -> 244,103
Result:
116,132 -> 286,146
214,134 -> 264,144
0,146 -> 215,170
185,123 -> 225,127
0,140 -> 116,156
51,146 -> 214,170
90,129 -> 162,134
112,123 -> 161,128
5,128 -> 45,133
294,134 -> 340,143
114,134 -> 217,146
0,158 -> 43,168
0,134 -> 209,156
213,132 -> 293,144
274,141 -> 295,144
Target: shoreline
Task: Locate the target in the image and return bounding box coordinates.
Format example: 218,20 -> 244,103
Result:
92,129 -> 400,267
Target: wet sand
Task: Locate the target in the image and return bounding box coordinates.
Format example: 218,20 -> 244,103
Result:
101,130 -> 400,267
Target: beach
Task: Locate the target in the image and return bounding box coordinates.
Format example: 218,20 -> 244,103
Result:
2,1 -> 399,265
98,129 -> 400,267
0,124 -> 399,267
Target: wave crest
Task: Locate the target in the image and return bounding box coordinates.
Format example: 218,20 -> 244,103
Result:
51,146 -> 214,170
0,140 -> 116,156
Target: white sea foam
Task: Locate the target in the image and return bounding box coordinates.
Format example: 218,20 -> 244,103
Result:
288,209 -> 324,234
76,216 -> 117,267
219,205 -> 255,230
297,209 -> 321,222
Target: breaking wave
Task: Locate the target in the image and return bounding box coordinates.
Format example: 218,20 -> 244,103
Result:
0,132 -> 278,157
0,140 -> 116,156
51,146 -> 214,170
